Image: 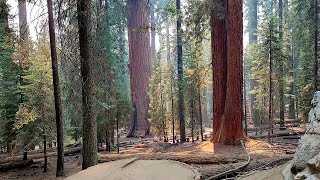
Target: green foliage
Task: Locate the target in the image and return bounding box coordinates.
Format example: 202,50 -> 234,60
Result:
247,16 -> 286,122
14,35 -> 56,149
149,59 -> 167,137
0,19 -> 20,146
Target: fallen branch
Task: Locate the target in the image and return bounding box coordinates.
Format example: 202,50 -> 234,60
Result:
0,160 -> 35,171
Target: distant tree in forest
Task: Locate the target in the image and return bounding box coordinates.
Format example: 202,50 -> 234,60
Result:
176,0 -> 186,143
127,0 -> 152,137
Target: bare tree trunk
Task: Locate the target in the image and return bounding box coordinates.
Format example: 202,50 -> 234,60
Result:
77,0 -> 98,169
191,93 -> 194,143
47,0 -> 64,176
222,0 -> 244,144
18,0 -> 29,105
176,0 -> 186,143
43,129 -> 47,173
269,22 -> 274,134
167,20 -> 175,143
211,0 -> 227,143
151,3 -> 156,61
279,0 -> 285,130
198,87 -> 203,141
127,0 -> 152,137
211,0 -> 244,145
18,0 -> 28,39
315,0 -> 319,91
106,128 -> 110,152
247,0 -> 258,126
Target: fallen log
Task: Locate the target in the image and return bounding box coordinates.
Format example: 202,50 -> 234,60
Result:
0,159 -> 34,171
250,132 -> 304,139
282,136 -> 301,140
0,147 -> 82,164
64,147 -> 81,156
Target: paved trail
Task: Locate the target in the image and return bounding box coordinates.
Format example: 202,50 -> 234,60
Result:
66,158 -> 199,180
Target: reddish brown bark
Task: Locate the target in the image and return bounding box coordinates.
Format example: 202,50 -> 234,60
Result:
211,0 -> 244,145
127,0 -> 152,137
211,0 -> 227,143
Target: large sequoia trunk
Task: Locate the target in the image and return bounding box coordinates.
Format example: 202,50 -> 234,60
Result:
211,0 -> 227,143
127,0 -> 152,137
77,0 -> 98,169
211,0 -> 244,145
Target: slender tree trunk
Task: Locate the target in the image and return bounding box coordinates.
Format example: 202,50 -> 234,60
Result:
269,22 -> 274,134
116,109 -> 119,153
18,0 -> 28,39
18,0 -> 28,105
190,94 -> 194,143
127,0 -> 152,137
166,20 -> 175,143
47,0 -> 64,176
110,124 -> 115,145
77,0 -> 98,169
315,0 -> 319,91
248,0 -> 258,126
43,129 -> 47,173
278,0 -> 285,130
106,128 -> 110,152
197,87 -> 203,141
288,30 -> 295,119
176,0 -> 186,143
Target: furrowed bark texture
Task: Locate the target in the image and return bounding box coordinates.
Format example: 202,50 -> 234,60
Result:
47,0 -> 64,176
211,0 -> 244,145
127,0 -> 152,137
77,0 -> 98,169
176,0 -> 186,143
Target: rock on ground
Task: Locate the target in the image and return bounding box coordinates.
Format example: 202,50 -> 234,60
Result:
65,158 -> 200,180
291,135 -> 320,173
283,91 -> 320,179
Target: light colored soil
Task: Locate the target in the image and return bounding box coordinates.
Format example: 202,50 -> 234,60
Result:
66,158 -> 199,180
239,162 -> 288,180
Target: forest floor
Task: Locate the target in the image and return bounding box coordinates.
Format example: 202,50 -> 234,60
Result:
0,140 -> 294,179
0,126 -> 303,179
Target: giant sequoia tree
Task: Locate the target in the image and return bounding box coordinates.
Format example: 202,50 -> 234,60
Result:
127,0 -> 152,137
211,0 -> 244,145
77,0 -> 98,169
